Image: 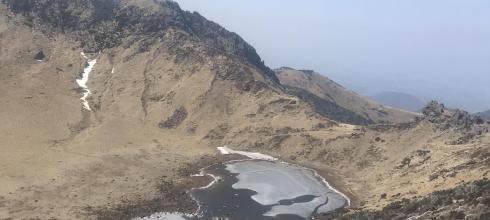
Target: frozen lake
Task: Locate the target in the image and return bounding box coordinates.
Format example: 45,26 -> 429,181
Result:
190,160 -> 347,220
135,148 -> 348,220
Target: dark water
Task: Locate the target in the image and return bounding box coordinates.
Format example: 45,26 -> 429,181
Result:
188,161 -> 347,220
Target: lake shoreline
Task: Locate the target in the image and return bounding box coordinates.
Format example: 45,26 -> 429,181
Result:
92,147 -> 356,220
131,147 -> 355,219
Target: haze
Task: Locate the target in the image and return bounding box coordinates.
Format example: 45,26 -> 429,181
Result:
174,0 -> 490,112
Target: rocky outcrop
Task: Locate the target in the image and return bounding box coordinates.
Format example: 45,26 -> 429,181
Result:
158,106 -> 188,129
417,101 -> 489,145
421,101 -> 487,131
33,50 -> 45,60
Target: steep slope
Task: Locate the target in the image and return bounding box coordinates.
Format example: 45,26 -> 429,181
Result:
275,67 -> 415,124
0,1 -> 488,220
371,91 -> 426,112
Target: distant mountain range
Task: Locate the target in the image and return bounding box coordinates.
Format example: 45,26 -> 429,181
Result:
475,110 -> 490,120
370,91 -> 426,112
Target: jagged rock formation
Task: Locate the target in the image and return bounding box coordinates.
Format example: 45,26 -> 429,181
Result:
421,101 -> 486,129
419,101 -> 489,145
0,1 -> 488,219
275,67 -> 415,125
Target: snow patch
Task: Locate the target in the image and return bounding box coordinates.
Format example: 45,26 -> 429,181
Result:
132,212 -> 194,220
313,167 -> 352,207
76,52 -> 97,111
217,146 -> 277,161
191,171 -> 221,189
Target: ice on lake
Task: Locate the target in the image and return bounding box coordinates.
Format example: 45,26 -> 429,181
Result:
226,160 -> 347,218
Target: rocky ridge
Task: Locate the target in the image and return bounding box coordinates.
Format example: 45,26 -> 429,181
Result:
275,67 -> 415,125
1,0 -> 278,82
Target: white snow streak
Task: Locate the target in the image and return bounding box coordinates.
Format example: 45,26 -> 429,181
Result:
191,171 -> 221,189
76,52 -> 97,111
133,212 -> 194,220
217,146 -> 277,161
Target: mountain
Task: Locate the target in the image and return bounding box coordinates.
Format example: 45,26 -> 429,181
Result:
0,1 -> 318,218
275,67 -> 415,124
0,1 -> 488,220
475,110 -> 490,120
371,91 -> 426,112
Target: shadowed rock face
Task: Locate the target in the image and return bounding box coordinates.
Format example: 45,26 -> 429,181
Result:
159,106 -> 188,129
284,85 -> 374,125
1,0 -> 278,82
34,50 -> 45,60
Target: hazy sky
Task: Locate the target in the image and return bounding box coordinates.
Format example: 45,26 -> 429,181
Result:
174,0 -> 490,112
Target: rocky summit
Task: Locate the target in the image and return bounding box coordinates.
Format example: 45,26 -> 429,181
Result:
0,0 -> 488,219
